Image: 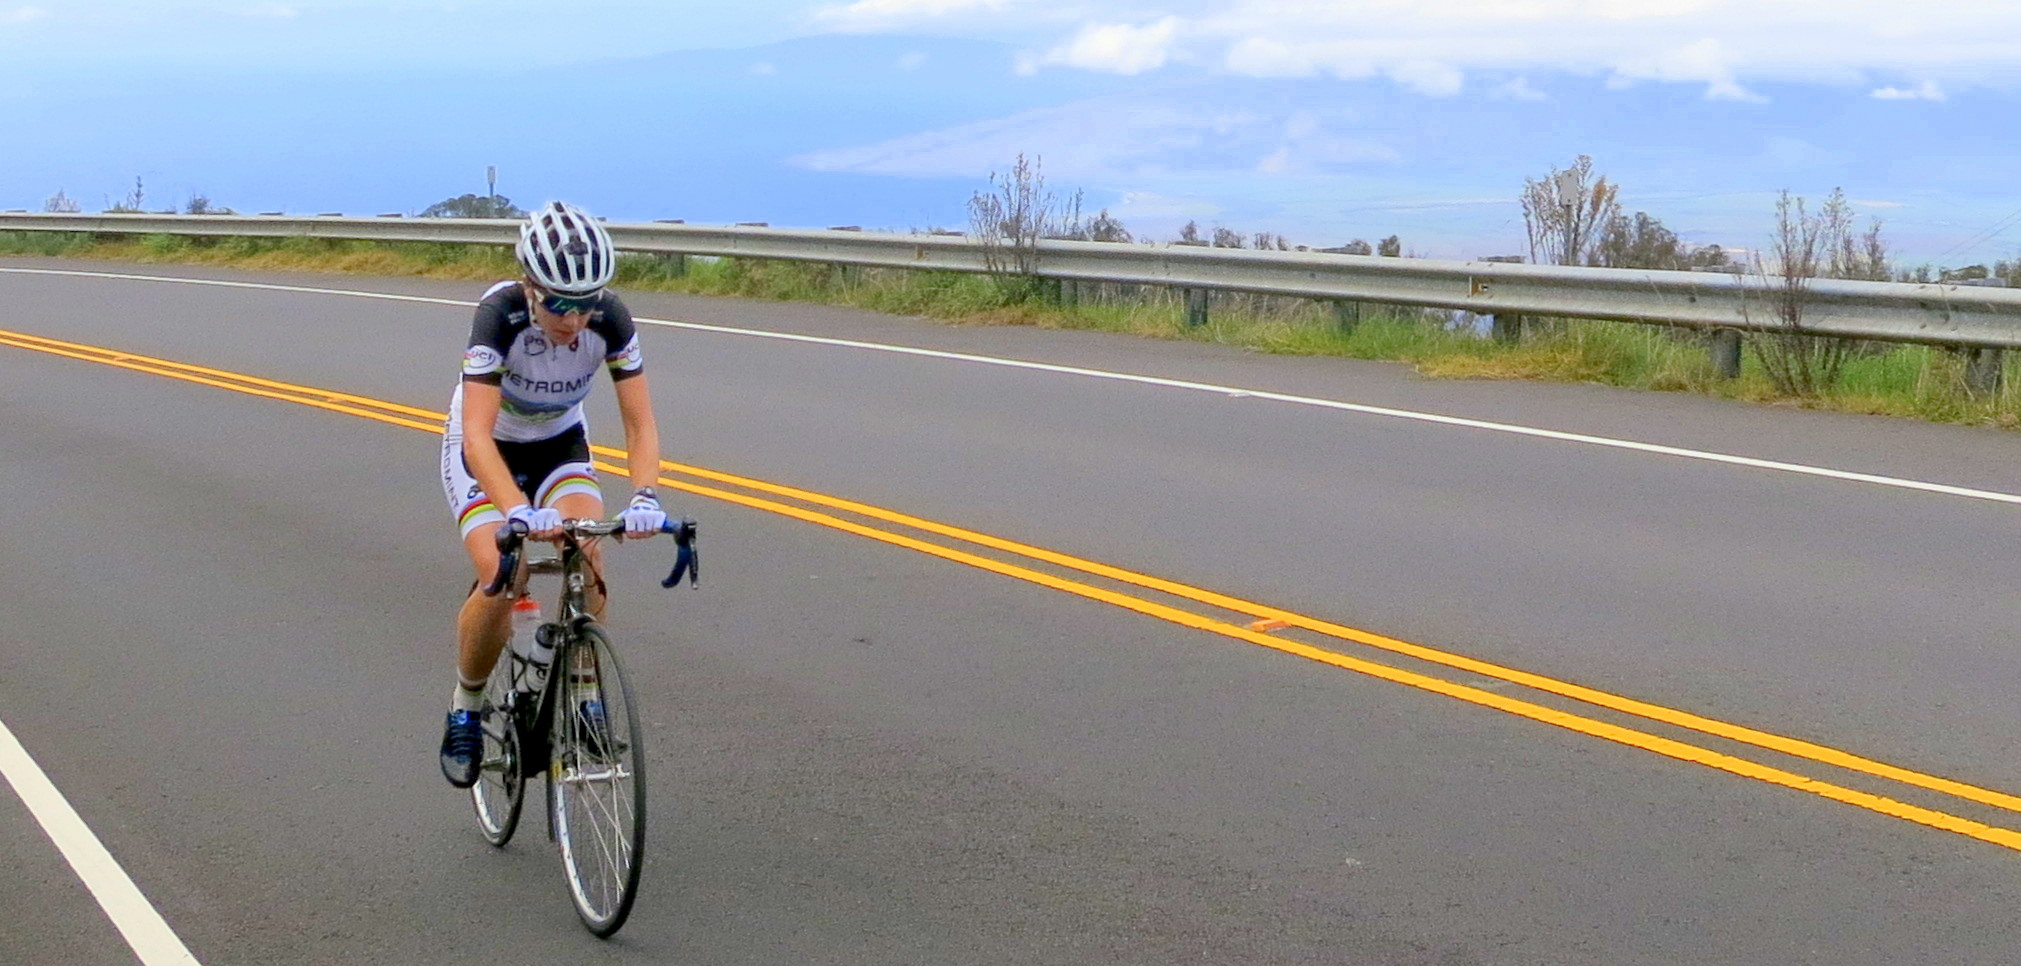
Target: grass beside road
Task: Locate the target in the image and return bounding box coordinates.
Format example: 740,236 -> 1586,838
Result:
6,230 -> 2020,429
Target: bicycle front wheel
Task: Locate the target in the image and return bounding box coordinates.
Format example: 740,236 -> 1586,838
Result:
549,622 -> 646,937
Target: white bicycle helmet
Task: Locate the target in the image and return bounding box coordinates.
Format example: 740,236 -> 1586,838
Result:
516,201 -> 616,296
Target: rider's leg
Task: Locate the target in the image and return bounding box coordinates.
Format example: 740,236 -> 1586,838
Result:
535,459 -> 606,619
456,521 -> 515,695
439,522 -> 513,787
549,490 -> 608,619
544,489 -> 612,751
442,399 -> 518,710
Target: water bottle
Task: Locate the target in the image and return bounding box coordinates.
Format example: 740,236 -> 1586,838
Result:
508,596 -> 552,696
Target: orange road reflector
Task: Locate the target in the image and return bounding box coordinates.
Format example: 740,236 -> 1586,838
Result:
1249,618 -> 1291,632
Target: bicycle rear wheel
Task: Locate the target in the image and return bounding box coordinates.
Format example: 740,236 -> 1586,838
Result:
549,622 -> 646,937
471,654 -> 526,846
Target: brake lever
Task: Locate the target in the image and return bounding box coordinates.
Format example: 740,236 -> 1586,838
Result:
481,520 -> 530,596
660,519 -> 699,588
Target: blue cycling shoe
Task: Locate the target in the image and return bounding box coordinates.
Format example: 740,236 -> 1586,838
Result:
439,708 -> 484,788
576,700 -> 612,758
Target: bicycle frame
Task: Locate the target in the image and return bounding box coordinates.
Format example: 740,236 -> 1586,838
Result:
513,524 -> 619,838
523,530 -> 602,630
492,519 -> 691,831
472,515 -> 695,935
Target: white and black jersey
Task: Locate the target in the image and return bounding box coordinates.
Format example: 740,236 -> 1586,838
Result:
458,280 -> 646,442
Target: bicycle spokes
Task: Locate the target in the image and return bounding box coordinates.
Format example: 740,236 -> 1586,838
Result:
550,626 -> 645,936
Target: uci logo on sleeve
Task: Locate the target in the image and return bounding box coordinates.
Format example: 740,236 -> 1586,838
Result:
612,336 -> 643,372
463,345 -> 504,375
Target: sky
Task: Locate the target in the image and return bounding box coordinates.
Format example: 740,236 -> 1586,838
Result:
7,1 -> 2021,265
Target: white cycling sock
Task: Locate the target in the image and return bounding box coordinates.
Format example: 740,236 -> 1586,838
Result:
452,681 -> 485,712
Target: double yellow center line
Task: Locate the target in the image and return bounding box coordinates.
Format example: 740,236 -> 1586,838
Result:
8,324 -> 2021,851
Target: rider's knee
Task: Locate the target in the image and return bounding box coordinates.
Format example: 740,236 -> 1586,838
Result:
463,522 -> 506,583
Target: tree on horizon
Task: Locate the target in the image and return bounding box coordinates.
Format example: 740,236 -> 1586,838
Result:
421,193 -> 526,218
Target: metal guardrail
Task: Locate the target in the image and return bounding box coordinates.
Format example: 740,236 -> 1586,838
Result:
7,212 -> 2021,350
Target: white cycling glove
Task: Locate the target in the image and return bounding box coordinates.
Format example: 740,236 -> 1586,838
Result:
506,503 -> 563,535
621,488 -> 666,537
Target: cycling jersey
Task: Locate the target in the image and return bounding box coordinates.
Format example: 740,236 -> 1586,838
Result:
441,279 -> 645,537
459,280 -> 645,443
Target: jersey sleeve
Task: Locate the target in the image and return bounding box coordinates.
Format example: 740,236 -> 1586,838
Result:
460,291 -> 515,386
597,297 -> 646,382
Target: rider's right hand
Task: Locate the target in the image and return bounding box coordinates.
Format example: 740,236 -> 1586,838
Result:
507,503 -> 564,539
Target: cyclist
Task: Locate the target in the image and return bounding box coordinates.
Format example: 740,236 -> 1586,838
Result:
437,201 -> 667,788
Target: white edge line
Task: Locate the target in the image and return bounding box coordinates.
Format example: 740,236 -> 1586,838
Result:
0,717 -> 203,965
6,265 -> 2020,508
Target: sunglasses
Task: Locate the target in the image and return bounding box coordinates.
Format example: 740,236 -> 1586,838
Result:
538,292 -> 598,315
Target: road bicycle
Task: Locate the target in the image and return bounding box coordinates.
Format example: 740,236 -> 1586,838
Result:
468,516 -> 698,937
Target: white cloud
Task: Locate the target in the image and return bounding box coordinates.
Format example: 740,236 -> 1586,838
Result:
1255,138 -> 1402,174
1111,190 -> 1221,221
1037,17 -> 1180,74
1853,199 -> 1906,209
1223,37 -> 1317,78
1389,60 -> 1462,96
1762,135 -> 1839,169
1608,38 -> 1763,102
824,1 -> 2021,101
791,94 -> 1399,182
749,61 -> 777,75
1,6 -> 46,24
1362,197 -> 1515,213
813,0 -> 1019,31
1871,80 -> 1944,101
895,51 -> 928,70
1492,76 -> 1548,101
1588,0 -> 1727,18
236,4 -> 298,17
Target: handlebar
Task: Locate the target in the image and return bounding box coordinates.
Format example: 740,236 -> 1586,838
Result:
482,517 -> 699,597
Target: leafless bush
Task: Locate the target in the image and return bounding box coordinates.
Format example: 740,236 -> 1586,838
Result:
1746,188 -> 1888,396
966,153 -> 1082,302
1521,155 -> 1619,266
43,189 -> 79,213
105,176 -> 146,213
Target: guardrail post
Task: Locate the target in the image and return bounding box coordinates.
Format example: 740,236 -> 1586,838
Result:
1491,312 -> 1523,343
1965,347 -> 2004,395
1184,288 -> 1209,328
660,253 -> 687,278
1060,278 -> 1079,308
1332,300 -> 1360,335
1709,329 -> 1742,379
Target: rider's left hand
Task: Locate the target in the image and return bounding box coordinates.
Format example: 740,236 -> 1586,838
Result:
621,488 -> 666,537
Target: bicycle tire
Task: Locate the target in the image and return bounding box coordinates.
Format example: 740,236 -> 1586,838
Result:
471,654 -> 526,846
548,622 -> 646,937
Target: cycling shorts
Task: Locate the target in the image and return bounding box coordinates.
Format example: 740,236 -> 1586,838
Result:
441,387 -> 602,538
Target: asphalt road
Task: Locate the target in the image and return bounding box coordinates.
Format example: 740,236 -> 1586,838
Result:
8,257 -> 2021,964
